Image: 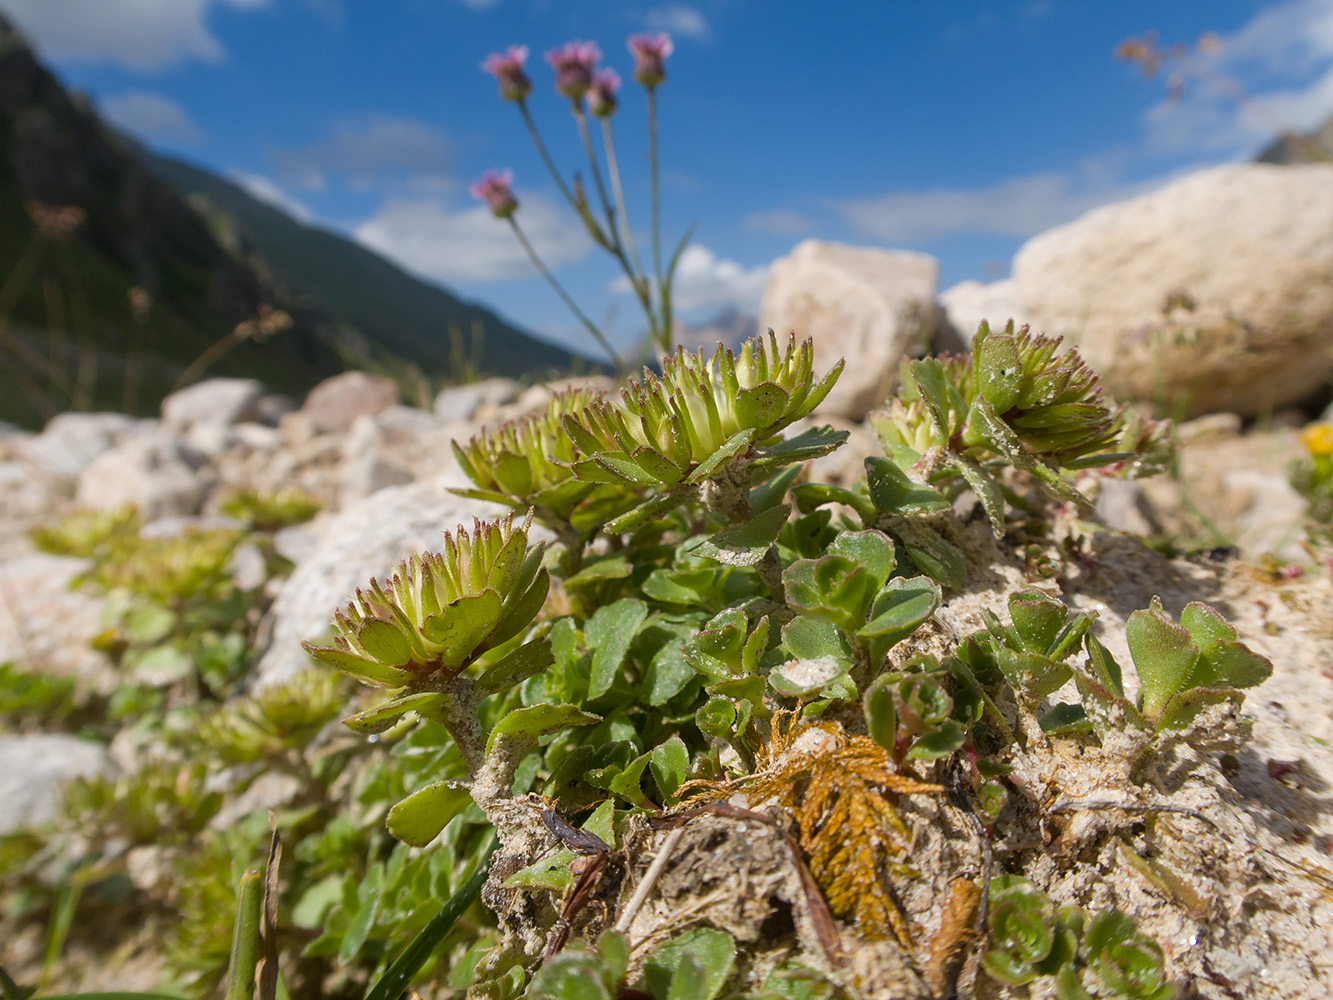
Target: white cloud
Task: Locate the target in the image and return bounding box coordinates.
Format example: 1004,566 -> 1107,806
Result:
832,170 -> 1173,244
743,208 -> 814,235
101,90 -> 203,144
645,4 -> 710,41
1141,0 -> 1333,157
671,245 -> 768,313
0,0 -> 267,72
272,116 -> 452,190
354,195 -> 592,284
611,244 -> 767,314
230,171 -> 314,224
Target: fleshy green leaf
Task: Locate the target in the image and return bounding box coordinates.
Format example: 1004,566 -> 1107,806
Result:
1126,599 -> 1200,719
650,735 -> 690,804
386,781 -> 472,846
685,429 -> 755,484
343,692 -> 446,734
865,456 -> 952,515
486,703 -> 600,752
473,637 -> 554,698
586,599 -> 649,699
689,504 -> 790,567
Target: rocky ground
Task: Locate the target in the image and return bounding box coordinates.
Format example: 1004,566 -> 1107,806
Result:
1,361 -> 1331,998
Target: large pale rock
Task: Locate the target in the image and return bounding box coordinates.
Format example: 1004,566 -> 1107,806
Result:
938,278 -> 1029,346
160,378 -> 264,430
1012,163 -> 1333,417
19,412 -> 140,483
76,428 -> 214,519
0,735 -> 115,834
300,371 -> 399,434
759,241 -> 938,419
253,469 -> 510,687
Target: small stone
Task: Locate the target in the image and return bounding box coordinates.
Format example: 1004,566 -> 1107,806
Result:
76,429 -> 215,519
160,378 -> 264,429
0,734 -> 116,834
300,371 -> 399,434
20,412 -> 140,483
434,377 -> 521,423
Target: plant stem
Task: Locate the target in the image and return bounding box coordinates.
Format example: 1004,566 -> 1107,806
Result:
225,869 -> 264,1000
647,87 -> 668,353
519,100 -> 611,249
519,100 -> 576,209
600,118 -> 647,292
573,104 -> 618,251
507,216 -> 623,371
600,117 -> 661,348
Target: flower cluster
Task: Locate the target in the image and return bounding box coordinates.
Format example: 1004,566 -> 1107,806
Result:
470,168 -> 518,219
476,31 -> 681,358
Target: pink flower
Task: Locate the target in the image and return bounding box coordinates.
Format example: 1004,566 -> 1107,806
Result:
470,169 -> 518,219
587,68 -> 620,118
482,45 -> 531,102
545,40 -> 601,100
628,32 -> 673,87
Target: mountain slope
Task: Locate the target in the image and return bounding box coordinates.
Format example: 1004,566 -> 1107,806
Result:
146,154 -> 591,382
0,14 -> 349,429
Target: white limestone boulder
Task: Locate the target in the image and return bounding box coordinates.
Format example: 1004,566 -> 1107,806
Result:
1011,163 -> 1333,417
759,240 -> 939,419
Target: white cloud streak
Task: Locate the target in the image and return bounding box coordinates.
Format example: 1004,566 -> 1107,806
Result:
100,90 -> 203,144
1142,0 -> 1333,157
0,0 -> 267,72
272,116 -> 453,191
230,171 -> 314,223
610,244 -> 768,315
832,171 -> 1175,244
645,4 -> 710,41
354,195 -> 592,284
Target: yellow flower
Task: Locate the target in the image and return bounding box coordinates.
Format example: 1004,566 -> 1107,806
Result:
1303,423 -> 1333,458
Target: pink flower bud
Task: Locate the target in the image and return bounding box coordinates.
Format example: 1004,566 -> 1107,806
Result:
470,169 -> 518,219
545,40 -> 601,100
587,68 -> 620,118
482,45 -> 532,102
628,32 -> 673,88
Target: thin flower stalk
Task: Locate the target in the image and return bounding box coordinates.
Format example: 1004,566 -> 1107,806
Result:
506,215 -> 622,369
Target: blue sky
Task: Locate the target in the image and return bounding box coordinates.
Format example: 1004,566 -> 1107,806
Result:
2,0 -> 1331,360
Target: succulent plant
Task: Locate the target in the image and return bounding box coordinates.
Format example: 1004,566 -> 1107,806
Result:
779,528 -> 941,675
982,875 -> 1077,986
29,504 -> 141,559
194,669 -> 346,765
90,527 -> 245,606
871,321 -> 1170,538
561,332 -> 845,516
452,386 -> 640,537
983,879 -> 1176,999
219,488 -> 322,532
1061,909 -> 1177,1000
303,512 -> 549,687
863,654 -> 967,766
953,589 -> 1097,713
1070,597 -> 1271,747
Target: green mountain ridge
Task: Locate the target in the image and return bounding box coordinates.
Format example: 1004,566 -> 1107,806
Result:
0,12 -> 590,430
146,152 -> 592,388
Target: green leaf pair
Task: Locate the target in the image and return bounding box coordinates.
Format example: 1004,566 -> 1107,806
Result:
781,529 -> 941,665
1071,597 -> 1271,743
